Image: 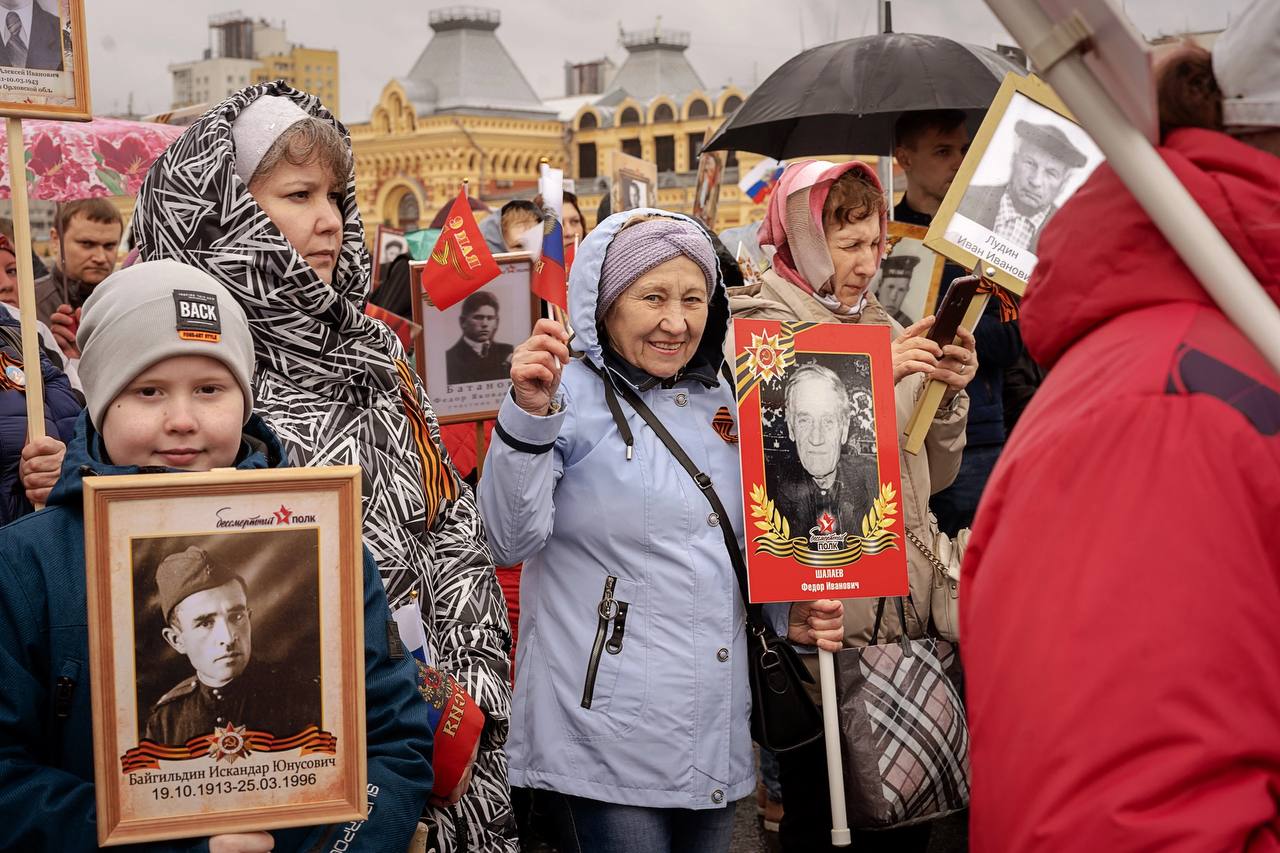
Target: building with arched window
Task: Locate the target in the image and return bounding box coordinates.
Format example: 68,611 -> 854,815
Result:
349,8 -> 566,231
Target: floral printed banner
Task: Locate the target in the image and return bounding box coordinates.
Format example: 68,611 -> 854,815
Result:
0,117 -> 182,200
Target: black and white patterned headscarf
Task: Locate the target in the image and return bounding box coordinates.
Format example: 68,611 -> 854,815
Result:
133,81 -> 516,853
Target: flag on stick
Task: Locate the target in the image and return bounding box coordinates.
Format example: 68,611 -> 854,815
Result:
738,157 -> 785,203
421,189 -> 500,310
532,163 -> 568,309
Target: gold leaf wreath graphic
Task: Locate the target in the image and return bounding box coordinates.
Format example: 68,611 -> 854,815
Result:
749,481 -> 899,567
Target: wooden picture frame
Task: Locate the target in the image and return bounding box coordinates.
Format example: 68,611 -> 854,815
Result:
0,0 -> 91,121
871,222 -> 946,325
610,150 -> 657,214
732,319 -> 908,604
85,466 -> 367,846
371,224 -> 407,292
691,130 -> 724,227
924,73 -> 1102,295
411,252 -> 539,424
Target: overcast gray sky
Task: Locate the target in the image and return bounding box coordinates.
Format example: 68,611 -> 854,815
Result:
86,0 -> 1249,123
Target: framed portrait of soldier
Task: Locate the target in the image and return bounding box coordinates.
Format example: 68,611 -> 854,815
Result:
0,0 -> 90,120
870,222 -> 945,326
925,73 -> 1102,295
84,466 -> 367,845
610,150 -> 657,213
732,319 -> 908,603
411,252 -> 538,424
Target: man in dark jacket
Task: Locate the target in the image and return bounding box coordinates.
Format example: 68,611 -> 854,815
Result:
894,110 -> 1026,534
34,198 -> 122,357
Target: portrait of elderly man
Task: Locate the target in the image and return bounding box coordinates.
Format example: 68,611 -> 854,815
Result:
144,545 -> 319,745
876,254 -> 920,327
445,290 -> 514,386
774,363 -> 878,539
957,118 -> 1088,252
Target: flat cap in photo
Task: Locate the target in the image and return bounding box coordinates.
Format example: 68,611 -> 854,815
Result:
1014,120 -> 1088,169
157,546 -> 244,622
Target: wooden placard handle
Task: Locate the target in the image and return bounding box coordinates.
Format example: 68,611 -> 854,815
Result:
902,291 -> 991,455
8,117 -> 46,443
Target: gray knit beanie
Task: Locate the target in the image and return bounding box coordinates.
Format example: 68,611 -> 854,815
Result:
596,217 -> 718,320
77,260 -> 256,430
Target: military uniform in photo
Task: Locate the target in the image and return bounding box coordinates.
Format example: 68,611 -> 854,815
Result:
877,254 -> 920,327
143,546 -> 320,745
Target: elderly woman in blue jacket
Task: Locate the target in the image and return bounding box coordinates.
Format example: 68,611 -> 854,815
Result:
478,210 -> 843,853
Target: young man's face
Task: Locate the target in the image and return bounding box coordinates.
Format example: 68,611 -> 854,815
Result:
896,124 -> 970,207
101,355 -> 244,471
502,213 -> 539,252
880,273 -> 911,310
460,304 -> 498,343
162,579 -> 252,688
53,214 -> 121,287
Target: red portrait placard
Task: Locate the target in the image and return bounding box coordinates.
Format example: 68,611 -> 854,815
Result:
732,319 -> 908,603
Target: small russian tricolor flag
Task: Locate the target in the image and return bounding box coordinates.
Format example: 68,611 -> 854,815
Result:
738,157 -> 786,203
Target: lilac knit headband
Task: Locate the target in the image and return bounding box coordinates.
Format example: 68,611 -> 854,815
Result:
596,218 -> 718,320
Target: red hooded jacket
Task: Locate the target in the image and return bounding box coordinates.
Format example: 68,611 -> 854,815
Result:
962,128 -> 1280,851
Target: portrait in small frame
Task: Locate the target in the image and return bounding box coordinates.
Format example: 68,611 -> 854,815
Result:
84,466 -> 367,846
411,252 -> 539,424
610,150 -> 657,214
733,319 -> 908,604
691,131 -> 724,227
870,222 -> 946,326
0,0 -> 90,120
371,224 -> 408,292
925,74 -> 1102,295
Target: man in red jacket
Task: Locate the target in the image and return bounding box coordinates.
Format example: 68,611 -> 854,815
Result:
961,8 -> 1280,849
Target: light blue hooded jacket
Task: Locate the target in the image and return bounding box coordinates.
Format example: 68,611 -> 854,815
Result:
478,210 -> 753,810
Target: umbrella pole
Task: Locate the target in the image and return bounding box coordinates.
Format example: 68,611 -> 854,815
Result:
7,117 -> 47,448
820,648 -> 852,846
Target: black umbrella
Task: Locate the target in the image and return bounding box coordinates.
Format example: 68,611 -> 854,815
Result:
704,33 -> 1025,159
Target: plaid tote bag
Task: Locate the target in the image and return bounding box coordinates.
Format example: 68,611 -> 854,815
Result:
834,597 -> 970,828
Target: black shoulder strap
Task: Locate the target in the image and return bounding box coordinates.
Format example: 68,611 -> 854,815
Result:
583,358 -> 763,626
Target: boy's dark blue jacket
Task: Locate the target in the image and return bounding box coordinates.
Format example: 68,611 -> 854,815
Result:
0,413 -> 434,851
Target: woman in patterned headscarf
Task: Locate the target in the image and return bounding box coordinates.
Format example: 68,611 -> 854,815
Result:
130,82 -> 517,853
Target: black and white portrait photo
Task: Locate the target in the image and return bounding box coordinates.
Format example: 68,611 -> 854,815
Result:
420,255 -> 536,422
939,87 -> 1101,287
619,174 -> 649,211
445,289 -> 515,385
762,355 -> 879,545
870,222 -> 944,327
0,0 -> 63,71
610,150 -> 658,215
131,528 -> 322,746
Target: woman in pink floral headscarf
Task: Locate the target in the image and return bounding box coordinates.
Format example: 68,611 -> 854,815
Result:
729,160 -> 977,853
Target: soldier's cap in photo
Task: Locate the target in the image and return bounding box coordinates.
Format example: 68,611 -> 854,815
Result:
157,546 -> 247,623
880,255 -> 921,277
1013,120 -> 1088,169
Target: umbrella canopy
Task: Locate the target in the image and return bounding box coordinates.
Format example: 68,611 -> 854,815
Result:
704,33 -> 1025,159
0,116 -> 183,201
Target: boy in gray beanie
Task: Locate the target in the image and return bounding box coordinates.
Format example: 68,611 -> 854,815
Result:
0,259 -> 440,851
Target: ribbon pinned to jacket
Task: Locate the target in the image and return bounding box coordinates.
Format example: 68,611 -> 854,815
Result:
975,276 -> 1020,323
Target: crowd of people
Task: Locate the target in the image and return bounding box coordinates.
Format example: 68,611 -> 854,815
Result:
0,3 -> 1276,850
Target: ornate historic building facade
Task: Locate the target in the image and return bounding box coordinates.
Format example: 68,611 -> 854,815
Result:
350,9 -> 781,234
350,8 -> 565,231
